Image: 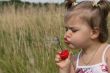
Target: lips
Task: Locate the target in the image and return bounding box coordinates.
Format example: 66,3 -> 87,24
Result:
64,37 -> 75,49
64,38 -> 71,44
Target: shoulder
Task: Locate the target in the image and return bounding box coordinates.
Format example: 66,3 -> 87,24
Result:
105,44 -> 110,72
106,44 -> 110,59
106,44 -> 110,61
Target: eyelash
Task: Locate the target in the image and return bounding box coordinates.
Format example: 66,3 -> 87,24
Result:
71,29 -> 78,32
65,28 -> 78,32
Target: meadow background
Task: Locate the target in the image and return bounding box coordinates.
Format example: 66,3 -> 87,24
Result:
0,1 -> 110,73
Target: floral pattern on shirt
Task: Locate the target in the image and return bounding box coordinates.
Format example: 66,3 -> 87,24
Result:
100,64 -> 108,72
76,68 -> 93,73
76,64 -> 108,73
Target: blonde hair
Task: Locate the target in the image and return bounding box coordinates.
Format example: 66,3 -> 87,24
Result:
65,0 -> 110,42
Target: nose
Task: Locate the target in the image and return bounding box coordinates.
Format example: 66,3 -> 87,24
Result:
64,30 -> 72,40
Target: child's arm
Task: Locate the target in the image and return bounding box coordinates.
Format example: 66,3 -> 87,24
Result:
70,64 -> 76,73
57,61 -> 76,73
107,61 -> 110,73
70,55 -> 77,73
106,48 -> 110,73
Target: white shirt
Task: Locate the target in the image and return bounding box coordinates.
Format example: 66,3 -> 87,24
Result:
76,45 -> 110,73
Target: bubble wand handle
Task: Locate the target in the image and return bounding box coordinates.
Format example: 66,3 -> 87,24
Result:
56,37 -> 69,60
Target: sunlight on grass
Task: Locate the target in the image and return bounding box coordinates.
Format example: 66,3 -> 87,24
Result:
0,4 -> 66,73
0,4 -> 110,73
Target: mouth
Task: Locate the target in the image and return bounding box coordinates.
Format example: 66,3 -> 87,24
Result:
64,41 -> 70,45
64,38 -> 76,49
64,38 -> 71,45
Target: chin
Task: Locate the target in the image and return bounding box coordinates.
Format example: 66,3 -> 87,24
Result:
67,44 -> 80,50
68,44 -> 76,49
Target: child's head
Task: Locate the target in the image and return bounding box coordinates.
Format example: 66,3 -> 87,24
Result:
64,0 -> 110,48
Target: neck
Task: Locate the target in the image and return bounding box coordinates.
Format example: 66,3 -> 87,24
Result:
82,42 -> 107,55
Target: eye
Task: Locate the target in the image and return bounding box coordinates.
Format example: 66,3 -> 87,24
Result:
71,29 -> 78,32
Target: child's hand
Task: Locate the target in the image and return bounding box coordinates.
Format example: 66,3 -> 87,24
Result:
55,50 -> 71,69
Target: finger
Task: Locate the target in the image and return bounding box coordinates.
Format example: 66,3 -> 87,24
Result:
55,54 -> 61,62
56,50 -> 62,54
56,58 -> 71,68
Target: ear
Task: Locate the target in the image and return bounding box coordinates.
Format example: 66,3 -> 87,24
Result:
90,27 -> 100,39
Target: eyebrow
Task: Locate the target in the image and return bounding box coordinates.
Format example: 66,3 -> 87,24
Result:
64,26 -> 78,29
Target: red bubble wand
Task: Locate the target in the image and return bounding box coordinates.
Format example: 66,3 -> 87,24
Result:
55,37 -> 69,60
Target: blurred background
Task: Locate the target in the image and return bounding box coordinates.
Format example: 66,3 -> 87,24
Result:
0,0 -> 109,73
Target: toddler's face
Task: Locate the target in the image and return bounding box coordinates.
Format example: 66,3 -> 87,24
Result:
64,16 -> 93,49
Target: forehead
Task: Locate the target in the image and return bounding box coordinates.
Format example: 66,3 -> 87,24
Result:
64,9 -> 91,28
64,15 -> 87,28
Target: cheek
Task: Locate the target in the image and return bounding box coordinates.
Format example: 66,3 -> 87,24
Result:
71,36 -> 83,43
71,33 -> 90,46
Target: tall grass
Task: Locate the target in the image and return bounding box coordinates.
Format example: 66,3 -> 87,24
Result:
0,4 -> 66,73
0,4 -> 110,73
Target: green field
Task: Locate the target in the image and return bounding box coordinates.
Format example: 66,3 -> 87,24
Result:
0,4 -> 110,73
